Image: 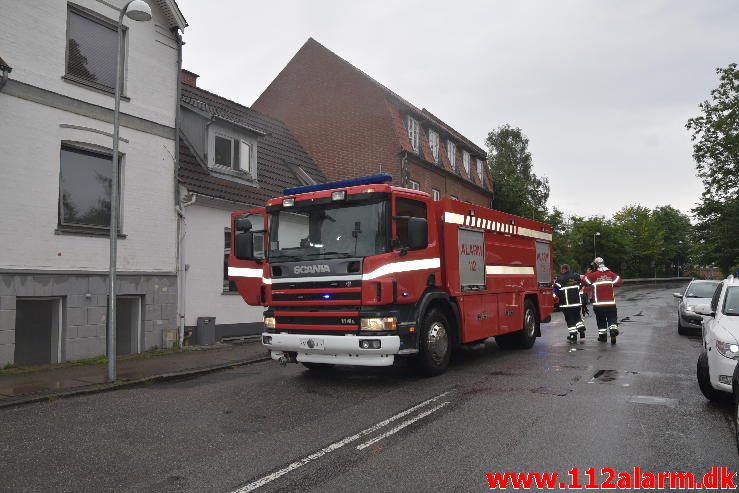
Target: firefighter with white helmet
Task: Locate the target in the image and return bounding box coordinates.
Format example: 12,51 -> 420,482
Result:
582,257 -> 623,343
554,264 -> 586,341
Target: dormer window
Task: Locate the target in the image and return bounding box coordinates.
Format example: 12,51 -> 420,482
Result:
428,129 -> 439,162
447,141 -> 457,171
208,125 -> 257,180
476,158 -> 485,183
407,116 -> 419,153
463,150 -> 470,177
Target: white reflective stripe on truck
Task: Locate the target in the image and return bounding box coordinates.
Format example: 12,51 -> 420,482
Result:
486,265 -> 535,275
362,258 -> 441,280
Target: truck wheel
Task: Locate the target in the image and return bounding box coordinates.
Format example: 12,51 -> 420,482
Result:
496,299 -> 538,349
415,308 -> 451,376
302,362 -> 335,372
697,351 -> 729,402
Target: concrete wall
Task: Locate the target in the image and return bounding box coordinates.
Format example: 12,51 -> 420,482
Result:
0,272 -> 177,366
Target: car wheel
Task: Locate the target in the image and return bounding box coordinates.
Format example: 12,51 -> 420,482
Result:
697,350 -> 730,402
414,308 -> 451,376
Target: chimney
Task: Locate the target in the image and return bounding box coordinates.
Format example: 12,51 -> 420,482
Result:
181,69 -> 199,88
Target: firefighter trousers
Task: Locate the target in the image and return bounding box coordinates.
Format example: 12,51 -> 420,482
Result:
594,305 -> 618,334
562,307 -> 585,335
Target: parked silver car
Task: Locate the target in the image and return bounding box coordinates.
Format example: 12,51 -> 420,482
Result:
673,280 -> 720,335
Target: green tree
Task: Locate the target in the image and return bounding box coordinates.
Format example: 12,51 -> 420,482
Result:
686,63 -> 739,274
613,205 -> 664,277
486,125 -> 550,219
651,205 -> 692,276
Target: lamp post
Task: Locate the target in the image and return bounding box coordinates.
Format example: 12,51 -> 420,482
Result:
593,231 -> 601,259
107,0 -> 152,382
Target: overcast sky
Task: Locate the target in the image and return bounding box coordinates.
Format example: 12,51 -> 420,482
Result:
177,0 -> 737,218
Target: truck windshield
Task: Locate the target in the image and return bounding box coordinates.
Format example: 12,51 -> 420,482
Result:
268,198 -> 390,260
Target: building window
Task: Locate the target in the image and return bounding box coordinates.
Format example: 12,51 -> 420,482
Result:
432,189 -> 441,201
407,116 -> 419,153
59,145 -> 119,230
428,130 -> 439,162
463,150 -> 470,177
477,158 -> 485,183
447,141 -> 457,171
209,128 -> 256,178
66,8 -> 122,92
214,134 -> 251,172
408,180 -> 420,191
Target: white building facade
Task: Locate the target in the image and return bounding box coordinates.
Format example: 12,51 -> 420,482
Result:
0,0 -> 187,365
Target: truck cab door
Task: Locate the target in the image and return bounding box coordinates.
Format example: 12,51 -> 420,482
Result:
228,208 -> 267,306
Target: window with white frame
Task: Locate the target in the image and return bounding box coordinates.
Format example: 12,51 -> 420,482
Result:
59,144 -> 120,231
477,158 -> 485,183
66,7 -> 122,92
447,141 -> 456,171
463,150 -> 470,177
428,129 -> 439,162
408,179 -> 420,191
432,189 -> 440,201
209,127 -> 256,178
407,116 -> 419,153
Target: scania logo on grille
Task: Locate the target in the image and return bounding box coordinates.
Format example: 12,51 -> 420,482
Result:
294,264 -> 331,274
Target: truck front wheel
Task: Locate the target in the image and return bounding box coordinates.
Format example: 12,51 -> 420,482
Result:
414,308 -> 451,376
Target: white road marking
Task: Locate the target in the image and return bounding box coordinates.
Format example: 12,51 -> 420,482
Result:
231,390 -> 452,492
355,401 -> 450,450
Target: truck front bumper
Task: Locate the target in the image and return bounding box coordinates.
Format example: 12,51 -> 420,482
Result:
263,332 -> 401,367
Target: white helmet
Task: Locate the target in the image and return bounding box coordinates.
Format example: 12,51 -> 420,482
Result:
593,257 -> 604,266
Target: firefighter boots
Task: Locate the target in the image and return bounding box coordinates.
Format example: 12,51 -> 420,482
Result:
567,333 -> 577,342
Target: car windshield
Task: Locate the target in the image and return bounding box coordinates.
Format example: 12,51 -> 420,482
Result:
723,287 -> 739,316
268,197 -> 390,260
685,281 -> 720,298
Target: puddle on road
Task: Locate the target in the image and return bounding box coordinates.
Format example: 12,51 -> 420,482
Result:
628,395 -> 679,408
588,369 -> 639,387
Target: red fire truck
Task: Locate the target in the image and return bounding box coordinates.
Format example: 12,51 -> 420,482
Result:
229,174 -> 554,375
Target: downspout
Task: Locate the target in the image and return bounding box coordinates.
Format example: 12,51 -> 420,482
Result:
400,151 -> 408,187
172,27 -> 185,348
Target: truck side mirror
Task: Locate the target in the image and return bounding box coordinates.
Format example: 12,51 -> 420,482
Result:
407,218 -> 428,250
235,231 -> 255,260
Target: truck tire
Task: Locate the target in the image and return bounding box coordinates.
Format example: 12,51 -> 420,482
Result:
414,308 -> 451,376
495,299 -> 538,349
697,351 -> 730,402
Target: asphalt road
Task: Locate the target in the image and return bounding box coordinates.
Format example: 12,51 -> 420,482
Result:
1,283 -> 737,492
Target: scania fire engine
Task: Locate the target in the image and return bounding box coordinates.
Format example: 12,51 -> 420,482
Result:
228,174 -> 554,375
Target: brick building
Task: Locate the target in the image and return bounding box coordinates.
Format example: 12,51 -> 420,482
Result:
252,38 -> 493,206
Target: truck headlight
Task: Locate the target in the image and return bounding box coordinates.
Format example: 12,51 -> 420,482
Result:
264,316 -> 276,329
715,340 -> 739,360
360,317 -> 397,331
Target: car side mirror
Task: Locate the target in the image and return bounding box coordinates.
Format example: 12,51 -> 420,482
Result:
694,304 -> 714,317
407,218 -> 428,250
235,231 -> 255,260
673,292 -> 683,299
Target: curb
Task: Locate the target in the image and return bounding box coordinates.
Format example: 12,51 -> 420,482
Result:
0,354 -> 271,410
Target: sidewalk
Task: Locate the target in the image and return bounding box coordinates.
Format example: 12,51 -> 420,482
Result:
0,340 -> 270,408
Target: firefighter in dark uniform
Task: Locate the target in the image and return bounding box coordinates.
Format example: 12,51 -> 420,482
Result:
582,257 -> 623,343
554,264 -> 586,341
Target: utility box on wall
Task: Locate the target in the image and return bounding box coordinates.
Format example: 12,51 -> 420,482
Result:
196,316 -> 216,345
162,329 -> 178,349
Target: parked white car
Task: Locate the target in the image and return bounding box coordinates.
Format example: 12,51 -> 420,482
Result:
696,275 -> 739,401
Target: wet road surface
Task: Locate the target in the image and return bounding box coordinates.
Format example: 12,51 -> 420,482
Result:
1,283 -> 737,492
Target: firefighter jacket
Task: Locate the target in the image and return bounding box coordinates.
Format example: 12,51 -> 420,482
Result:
554,271 -> 582,308
582,269 -> 623,306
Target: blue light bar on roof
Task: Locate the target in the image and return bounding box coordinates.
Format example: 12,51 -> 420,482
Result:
283,174 -> 393,196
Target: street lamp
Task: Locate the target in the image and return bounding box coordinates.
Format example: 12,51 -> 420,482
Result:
107,0 -> 152,382
593,231 -> 601,259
